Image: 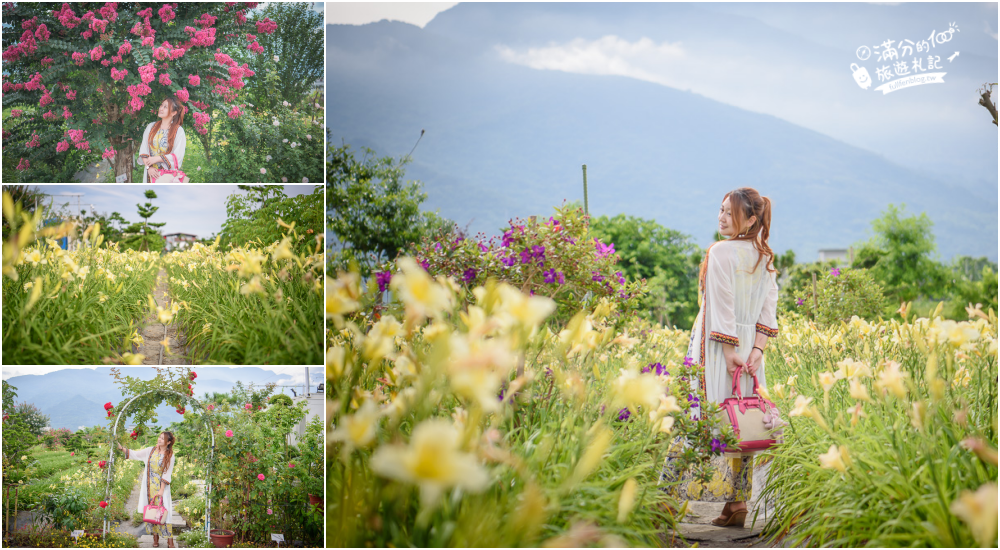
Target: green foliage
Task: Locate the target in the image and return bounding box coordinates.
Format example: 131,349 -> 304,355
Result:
2,382 -> 39,489
792,267 -> 887,326
2,527 -> 138,548
328,140 -> 454,277
852,204 -> 949,302
244,3 -> 324,112
11,402 -> 50,436
40,486 -> 91,531
777,258 -> 843,313
218,185 -> 323,254
120,190 -> 166,252
267,394 -> 294,408
943,260 -> 999,320
177,526 -> 214,548
590,212 -> 701,329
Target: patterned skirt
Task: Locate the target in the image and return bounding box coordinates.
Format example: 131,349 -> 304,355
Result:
659,438 -> 753,503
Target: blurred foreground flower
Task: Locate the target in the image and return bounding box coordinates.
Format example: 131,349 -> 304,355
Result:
949,483 -> 998,547
370,418 -> 489,509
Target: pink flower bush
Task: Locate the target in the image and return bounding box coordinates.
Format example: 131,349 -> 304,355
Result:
256,17 -> 277,35
34,24 -> 51,42
55,4 -> 82,29
153,45 -> 170,61
90,18 -> 108,34
158,73 -> 172,86
288,462 -> 295,469
225,429 -> 234,437
118,41 -> 132,57
16,159 -> 30,170
175,88 -> 190,103
158,4 -> 176,23
227,105 -> 242,119
89,45 -> 104,61
72,51 -> 86,66
81,30 -> 93,40
247,41 -> 263,54
62,106 -> 72,119
110,67 -> 128,81
193,111 -> 210,126
188,74 -> 201,87
138,63 -> 157,84
100,4 -> 118,22
66,90 -> 77,100
56,141 -> 69,153
67,129 -> 87,143
257,474 -> 265,481
25,134 -> 41,148
195,13 -> 217,28
42,110 -> 57,121
207,404 -> 215,411
39,92 -> 54,107
10,110 -> 23,118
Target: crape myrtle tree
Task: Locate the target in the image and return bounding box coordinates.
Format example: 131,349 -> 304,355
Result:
2,2 -> 279,182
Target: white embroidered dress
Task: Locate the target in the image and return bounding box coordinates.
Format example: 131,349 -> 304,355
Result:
138,122 -> 186,183
686,238 -> 779,408
127,446 -> 176,527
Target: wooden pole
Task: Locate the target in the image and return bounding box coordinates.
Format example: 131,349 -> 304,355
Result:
582,164 -> 589,217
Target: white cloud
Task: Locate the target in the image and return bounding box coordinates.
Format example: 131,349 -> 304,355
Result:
496,36 -> 685,84
985,19 -> 999,40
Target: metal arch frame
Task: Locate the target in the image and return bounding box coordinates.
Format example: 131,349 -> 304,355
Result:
102,389 -> 215,542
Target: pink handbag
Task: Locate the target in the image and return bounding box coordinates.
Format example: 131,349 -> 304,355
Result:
142,495 -> 167,525
717,366 -> 779,453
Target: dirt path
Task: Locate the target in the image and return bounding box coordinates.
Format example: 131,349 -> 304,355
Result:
137,269 -> 189,365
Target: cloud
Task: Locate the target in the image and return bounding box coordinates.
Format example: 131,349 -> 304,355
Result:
495,36 -> 685,84
985,19 -> 999,40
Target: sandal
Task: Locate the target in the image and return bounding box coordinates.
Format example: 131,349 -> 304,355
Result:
711,507 -> 748,528
167,539 -> 175,548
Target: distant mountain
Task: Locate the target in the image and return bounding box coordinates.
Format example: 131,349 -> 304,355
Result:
6,368 -> 323,431
327,3 -> 998,262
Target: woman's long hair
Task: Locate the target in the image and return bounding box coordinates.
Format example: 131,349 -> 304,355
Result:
159,431 -> 175,475
148,98 -> 184,154
698,187 -> 775,290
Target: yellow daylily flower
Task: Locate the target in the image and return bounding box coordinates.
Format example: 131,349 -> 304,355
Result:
949,483 -> 998,547
875,360 -> 907,399
818,444 -> 849,473
370,418 -> 489,508
617,478 -> 638,523
330,399 -> 380,450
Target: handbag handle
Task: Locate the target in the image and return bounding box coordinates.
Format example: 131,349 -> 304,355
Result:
730,365 -> 762,399
151,494 -> 163,507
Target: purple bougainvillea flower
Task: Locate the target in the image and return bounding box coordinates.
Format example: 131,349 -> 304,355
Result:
376,271 -> 392,292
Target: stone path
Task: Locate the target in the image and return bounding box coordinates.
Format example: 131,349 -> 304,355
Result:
118,475 -> 192,548
665,460 -> 791,548
137,269 -> 189,365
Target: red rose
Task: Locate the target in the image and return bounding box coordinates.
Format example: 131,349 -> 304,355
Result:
99,501 -> 108,508
176,407 -> 186,415
189,371 -> 197,380
104,402 -> 114,410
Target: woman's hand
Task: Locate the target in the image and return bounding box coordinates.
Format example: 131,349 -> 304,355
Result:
744,348 -> 763,376
148,167 -> 160,180
724,349 -> 745,377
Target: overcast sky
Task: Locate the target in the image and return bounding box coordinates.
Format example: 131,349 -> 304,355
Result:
327,2 -> 457,27
25,185 -> 314,240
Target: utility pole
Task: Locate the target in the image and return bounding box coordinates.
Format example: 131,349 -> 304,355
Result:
582,165 -> 589,217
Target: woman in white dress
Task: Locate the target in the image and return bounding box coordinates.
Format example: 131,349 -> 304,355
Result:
138,98 -> 188,183
119,431 -> 177,547
661,187 -> 779,527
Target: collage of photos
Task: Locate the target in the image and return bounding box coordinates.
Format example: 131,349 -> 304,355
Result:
4,1 -> 1000,550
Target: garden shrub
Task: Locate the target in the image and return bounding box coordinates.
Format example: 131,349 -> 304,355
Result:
792,266 -> 887,326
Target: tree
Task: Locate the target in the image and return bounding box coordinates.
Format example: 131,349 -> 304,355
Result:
589,213 -> 701,329
327,140 -> 454,276
2,2 -> 275,182
12,401 -> 50,436
979,82 -> 998,127
851,204 -> 949,302
243,3 -> 323,112
121,189 -> 166,251
218,185 -> 323,254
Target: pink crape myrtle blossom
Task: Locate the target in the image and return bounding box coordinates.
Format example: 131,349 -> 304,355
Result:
75,141 -> 91,151
89,45 -> 104,61
17,158 -> 30,170
54,4 -> 82,29
187,74 -> 201,87
42,110 -> 58,121
34,24 -> 51,42
10,109 -> 23,118
158,73 -> 172,86
227,104 -> 242,119
66,129 -> 87,144
118,41 -> 132,57
110,67 -> 128,81
195,13 -> 217,28
247,41 -> 263,54
56,141 -> 70,153
71,52 -> 86,66
25,134 -> 41,148
158,4 -> 176,23
62,106 -> 72,119
66,89 -> 77,100
256,17 -> 277,35
175,88 -> 190,103
102,147 -> 116,160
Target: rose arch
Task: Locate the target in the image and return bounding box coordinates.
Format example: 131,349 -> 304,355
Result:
102,389 -> 216,540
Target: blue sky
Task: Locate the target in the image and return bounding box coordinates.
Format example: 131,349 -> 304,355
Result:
29,185 -> 313,240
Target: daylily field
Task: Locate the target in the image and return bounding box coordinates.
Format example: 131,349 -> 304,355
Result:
1,193 -> 323,365
327,255 -> 998,547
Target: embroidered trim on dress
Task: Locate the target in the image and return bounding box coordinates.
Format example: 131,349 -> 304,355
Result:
756,323 -> 778,337
709,331 -> 739,346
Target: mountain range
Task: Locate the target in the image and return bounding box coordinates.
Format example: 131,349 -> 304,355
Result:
5,367 -> 323,431
327,2 -> 998,262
